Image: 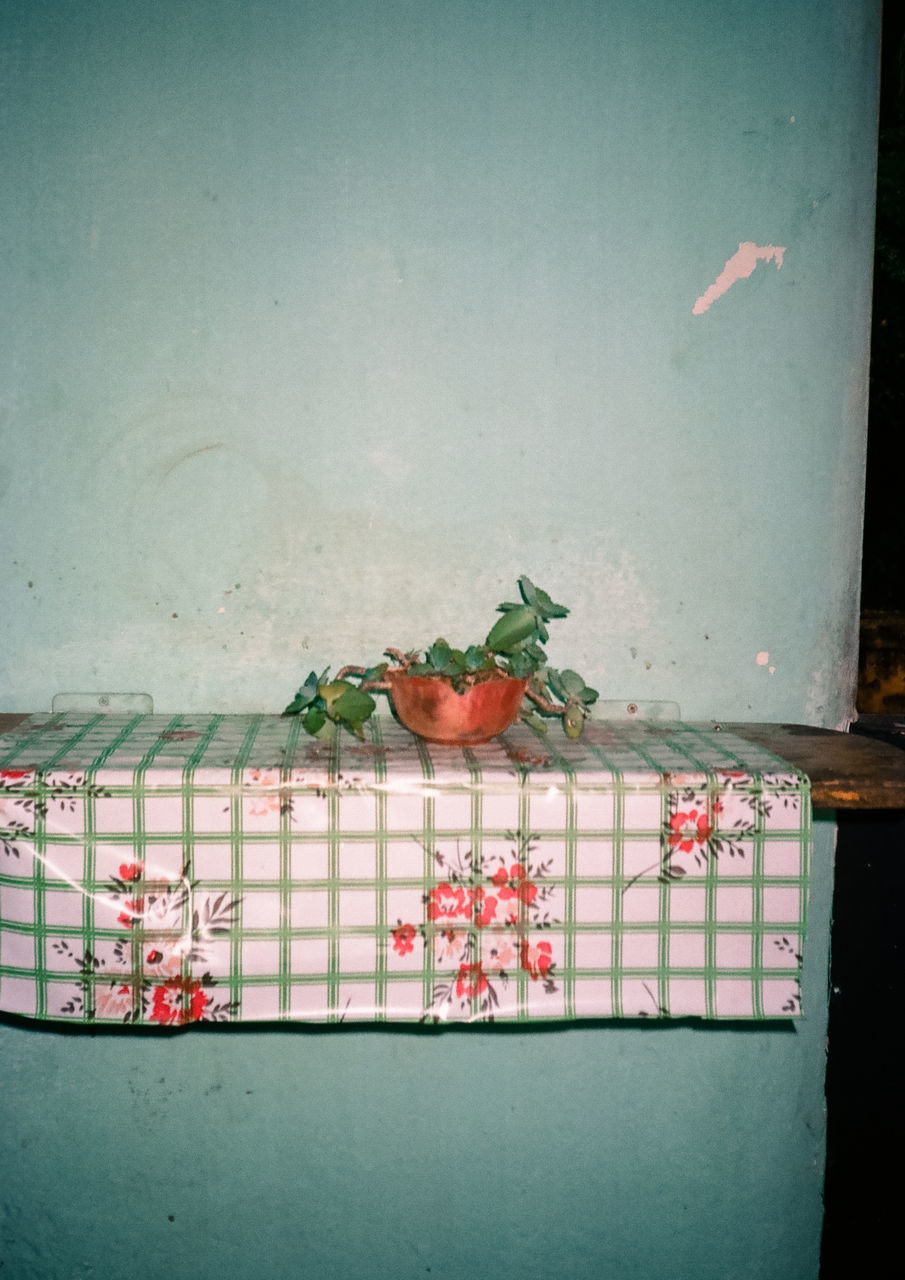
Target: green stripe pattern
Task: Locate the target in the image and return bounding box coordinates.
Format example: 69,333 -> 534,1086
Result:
0,713 -> 811,1026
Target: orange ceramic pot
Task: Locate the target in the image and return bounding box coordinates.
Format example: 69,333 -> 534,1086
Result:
386,671 -> 528,746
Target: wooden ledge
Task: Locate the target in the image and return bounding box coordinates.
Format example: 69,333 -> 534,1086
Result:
1,714 -> 903,810
714,722 -> 905,810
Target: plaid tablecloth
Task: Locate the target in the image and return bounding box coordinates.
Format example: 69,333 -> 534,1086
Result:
0,713 -> 811,1026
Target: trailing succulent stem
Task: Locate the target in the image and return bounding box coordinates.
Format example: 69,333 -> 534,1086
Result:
283,576 -> 598,740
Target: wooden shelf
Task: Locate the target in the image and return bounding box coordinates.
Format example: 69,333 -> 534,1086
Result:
2,713 -> 903,809
716,722 -> 905,810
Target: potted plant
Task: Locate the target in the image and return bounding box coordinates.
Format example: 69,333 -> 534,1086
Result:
283,576 -> 598,745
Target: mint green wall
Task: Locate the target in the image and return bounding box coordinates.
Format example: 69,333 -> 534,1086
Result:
0,3 -> 879,1278
1,819 -> 833,1280
0,0 -> 878,728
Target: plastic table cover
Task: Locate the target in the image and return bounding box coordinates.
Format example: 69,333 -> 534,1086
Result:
0,713 -> 811,1026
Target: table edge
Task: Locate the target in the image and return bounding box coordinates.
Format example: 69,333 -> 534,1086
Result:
2,713 -> 902,809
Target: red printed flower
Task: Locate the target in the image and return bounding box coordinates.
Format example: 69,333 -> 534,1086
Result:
492,863 -> 538,907
117,897 -> 145,928
93,984 -> 135,1020
455,962 -> 488,1000
470,887 -> 498,929
144,944 -> 183,977
519,938 -> 554,981
668,810 -> 712,852
150,977 -> 211,1026
427,883 -> 470,921
119,861 -> 144,882
435,929 -> 466,962
392,922 -> 417,956
481,931 -> 516,972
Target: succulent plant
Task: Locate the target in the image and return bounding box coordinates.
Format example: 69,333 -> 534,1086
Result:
283,575 -> 598,740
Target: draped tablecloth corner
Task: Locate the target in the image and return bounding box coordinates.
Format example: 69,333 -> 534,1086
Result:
0,713 -> 810,1028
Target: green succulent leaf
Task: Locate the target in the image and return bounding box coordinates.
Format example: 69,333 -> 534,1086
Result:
563,702 -> 585,738
284,691 -> 309,716
317,679 -> 356,712
507,647 -> 539,678
486,604 -> 538,652
443,648 -> 468,676
518,576 -> 569,620
557,668 -> 589,698
283,670 -> 324,716
426,639 -> 452,670
546,667 -> 597,708
544,668 -> 566,701
331,687 -> 377,725
303,705 -> 327,736
464,644 -> 492,671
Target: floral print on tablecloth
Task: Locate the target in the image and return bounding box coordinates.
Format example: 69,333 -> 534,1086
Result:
50,860 -> 240,1026
391,830 -> 560,1022
1,716 -> 812,1025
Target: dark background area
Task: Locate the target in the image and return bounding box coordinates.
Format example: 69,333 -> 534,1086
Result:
822,12 -> 905,1277
859,4 -> 905,612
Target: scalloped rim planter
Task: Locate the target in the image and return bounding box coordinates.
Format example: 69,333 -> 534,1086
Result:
384,671 -> 528,746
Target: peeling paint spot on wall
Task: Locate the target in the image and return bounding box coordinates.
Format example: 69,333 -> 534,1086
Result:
756,651 -> 769,666
693,243 -> 786,314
